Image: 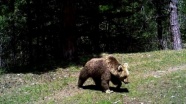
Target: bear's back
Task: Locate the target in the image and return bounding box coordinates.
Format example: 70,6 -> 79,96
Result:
84,58 -> 109,77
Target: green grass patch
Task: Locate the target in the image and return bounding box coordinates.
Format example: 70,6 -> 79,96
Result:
137,70 -> 186,103
61,91 -> 125,104
0,77 -> 75,104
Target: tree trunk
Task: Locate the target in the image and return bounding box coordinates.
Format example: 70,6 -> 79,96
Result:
62,0 -> 77,60
26,0 -> 34,66
157,9 -> 163,50
10,0 -> 16,66
62,36 -> 76,61
0,43 -> 2,68
170,0 -> 182,50
153,0 -> 168,50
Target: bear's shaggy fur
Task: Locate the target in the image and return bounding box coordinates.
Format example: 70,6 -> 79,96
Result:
78,55 -> 129,93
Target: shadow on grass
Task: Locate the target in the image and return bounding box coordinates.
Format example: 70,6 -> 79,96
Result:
81,85 -> 129,93
4,54 -> 102,74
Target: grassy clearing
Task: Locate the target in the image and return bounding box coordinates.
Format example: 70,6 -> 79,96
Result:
1,49 -> 186,103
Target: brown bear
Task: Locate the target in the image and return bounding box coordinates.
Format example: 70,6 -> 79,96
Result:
78,55 -> 129,93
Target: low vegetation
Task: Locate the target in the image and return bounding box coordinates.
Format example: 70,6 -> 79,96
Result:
1,50 -> 186,104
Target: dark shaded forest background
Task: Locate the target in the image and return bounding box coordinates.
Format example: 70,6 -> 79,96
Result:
0,0 -> 186,72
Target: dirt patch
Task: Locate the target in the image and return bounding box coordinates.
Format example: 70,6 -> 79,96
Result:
146,64 -> 186,78
35,82 -> 83,104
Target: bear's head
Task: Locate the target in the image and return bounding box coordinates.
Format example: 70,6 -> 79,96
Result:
105,55 -> 129,84
117,63 -> 129,84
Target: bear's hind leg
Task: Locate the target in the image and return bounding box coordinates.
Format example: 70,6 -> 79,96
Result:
78,69 -> 89,88
78,76 -> 88,88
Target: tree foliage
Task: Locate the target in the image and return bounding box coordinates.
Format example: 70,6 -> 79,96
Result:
0,0 -> 185,72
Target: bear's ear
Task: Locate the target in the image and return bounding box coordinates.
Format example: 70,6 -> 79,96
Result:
123,63 -> 128,68
117,65 -> 122,71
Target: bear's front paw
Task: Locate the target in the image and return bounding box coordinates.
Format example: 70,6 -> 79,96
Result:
124,81 -> 129,84
116,86 -> 121,89
105,89 -> 113,93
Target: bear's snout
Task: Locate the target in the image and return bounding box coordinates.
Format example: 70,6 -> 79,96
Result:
122,77 -> 129,84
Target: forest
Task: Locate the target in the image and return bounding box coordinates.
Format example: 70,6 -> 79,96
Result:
0,0 -> 186,72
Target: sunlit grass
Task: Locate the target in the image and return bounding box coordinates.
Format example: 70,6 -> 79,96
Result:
61,91 -> 126,104
137,70 -> 186,103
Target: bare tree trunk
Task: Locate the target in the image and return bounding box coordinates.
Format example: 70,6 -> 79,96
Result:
170,0 -> 182,50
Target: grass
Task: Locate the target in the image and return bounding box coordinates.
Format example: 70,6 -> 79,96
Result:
141,70 -> 186,103
0,72 -> 76,104
1,49 -> 186,103
0,77 -> 75,104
